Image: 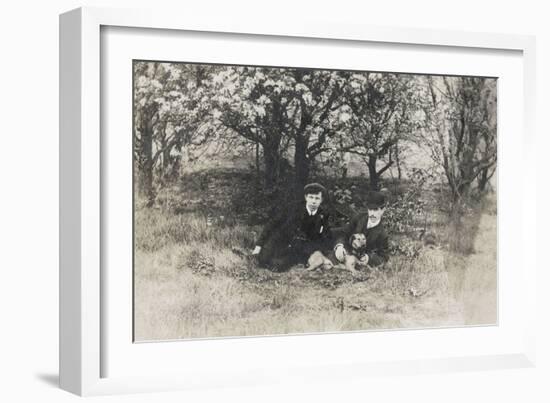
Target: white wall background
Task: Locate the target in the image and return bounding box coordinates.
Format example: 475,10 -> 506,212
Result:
0,0 -> 547,402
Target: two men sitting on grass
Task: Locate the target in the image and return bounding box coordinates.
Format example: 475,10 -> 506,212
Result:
252,183 -> 390,272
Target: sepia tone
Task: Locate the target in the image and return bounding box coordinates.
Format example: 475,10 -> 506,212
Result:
132,61 -> 497,341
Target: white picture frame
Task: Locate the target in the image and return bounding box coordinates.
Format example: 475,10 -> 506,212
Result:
59,6 -> 537,396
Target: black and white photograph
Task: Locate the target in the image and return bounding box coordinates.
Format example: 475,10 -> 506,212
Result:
132,61 -> 497,341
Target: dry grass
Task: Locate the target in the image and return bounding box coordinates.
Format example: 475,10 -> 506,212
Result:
133,195 -> 497,341
462,200 -> 497,325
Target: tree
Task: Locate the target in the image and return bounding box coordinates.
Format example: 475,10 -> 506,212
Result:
341,72 -> 420,190
211,66 -> 349,194
133,62 -> 216,206
288,69 -> 349,192
420,76 -> 497,201
476,86 -> 498,192
210,66 -> 292,188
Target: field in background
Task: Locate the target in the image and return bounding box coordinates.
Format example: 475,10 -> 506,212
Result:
133,172 -> 497,341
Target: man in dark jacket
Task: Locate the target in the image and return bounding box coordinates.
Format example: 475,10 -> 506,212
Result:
252,183 -> 333,271
334,191 -> 390,267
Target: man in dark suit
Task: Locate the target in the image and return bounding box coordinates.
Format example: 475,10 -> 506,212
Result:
334,191 -> 390,267
252,183 -> 333,272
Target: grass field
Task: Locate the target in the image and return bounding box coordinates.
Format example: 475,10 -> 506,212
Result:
133,176 -> 497,341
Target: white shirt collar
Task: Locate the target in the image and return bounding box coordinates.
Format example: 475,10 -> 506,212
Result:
306,206 -> 318,216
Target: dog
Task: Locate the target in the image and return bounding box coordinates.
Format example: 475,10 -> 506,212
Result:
344,233 -> 369,272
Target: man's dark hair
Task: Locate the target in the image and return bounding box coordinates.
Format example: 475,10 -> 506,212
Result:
303,182 -> 327,197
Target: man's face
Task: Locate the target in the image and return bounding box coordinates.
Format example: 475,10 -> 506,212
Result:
305,192 -> 323,211
367,206 -> 385,223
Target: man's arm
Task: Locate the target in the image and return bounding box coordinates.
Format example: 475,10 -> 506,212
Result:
332,214 -> 360,261
253,205 -> 292,254
334,214 -> 359,245
367,229 -> 390,266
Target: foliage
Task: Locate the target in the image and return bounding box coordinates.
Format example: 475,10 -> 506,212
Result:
383,167 -> 434,235
133,62 -> 218,204
418,76 -> 497,200
210,66 -> 351,191
339,73 -> 424,189
133,62 -> 497,208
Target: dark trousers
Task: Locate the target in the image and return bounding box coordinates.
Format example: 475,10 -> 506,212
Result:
258,237 -> 330,271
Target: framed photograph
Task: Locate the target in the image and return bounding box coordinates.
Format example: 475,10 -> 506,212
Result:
60,6 -> 537,396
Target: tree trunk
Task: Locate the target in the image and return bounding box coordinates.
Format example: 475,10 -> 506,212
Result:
478,167 -> 489,192
162,146 -> 171,184
261,128 -> 285,189
395,143 -> 402,180
457,182 -> 470,199
138,119 -> 155,207
477,164 -> 497,194
368,155 -> 380,190
255,140 -> 261,179
341,165 -> 348,179
263,144 -> 279,189
294,137 -> 310,196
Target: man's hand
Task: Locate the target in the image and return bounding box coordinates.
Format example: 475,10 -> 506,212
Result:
359,254 -> 369,265
334,244 -> 346,262
252,246 -> 262,255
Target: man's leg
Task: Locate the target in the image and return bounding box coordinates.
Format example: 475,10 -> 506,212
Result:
257,238 -> 294,271
257,239 -> 276,267
297,240 -> 331,270
270,254 -> 296,272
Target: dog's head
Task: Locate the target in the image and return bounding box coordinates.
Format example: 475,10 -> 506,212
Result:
349,233 -> 367,251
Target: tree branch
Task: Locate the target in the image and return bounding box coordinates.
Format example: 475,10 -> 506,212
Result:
377,160 -> 394,176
